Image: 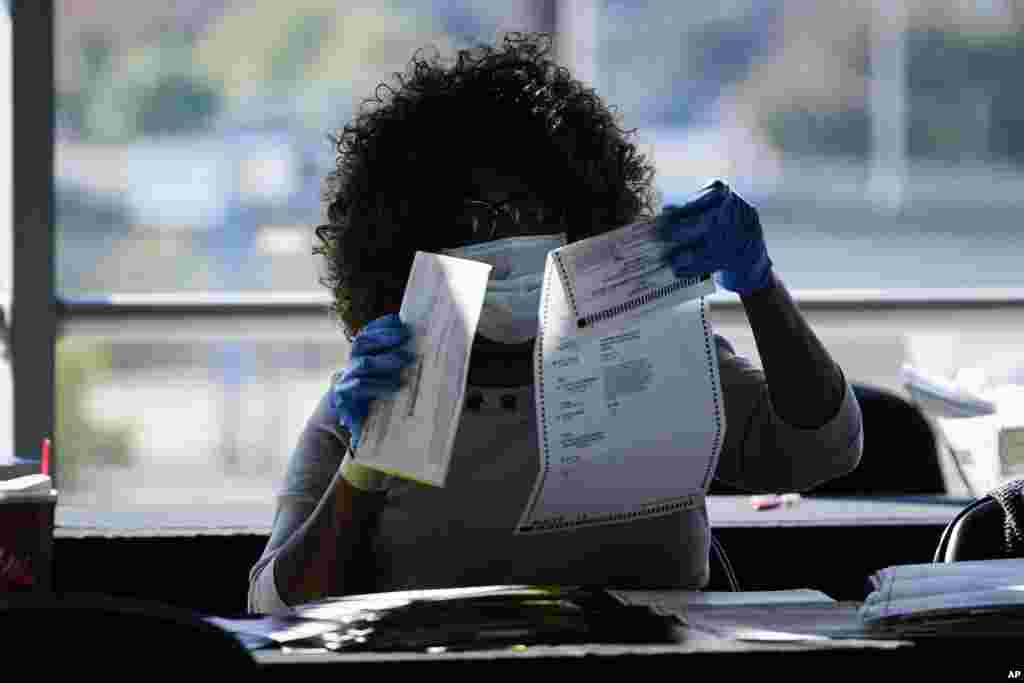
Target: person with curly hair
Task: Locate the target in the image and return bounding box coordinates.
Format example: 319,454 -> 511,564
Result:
248,32 -> 863,615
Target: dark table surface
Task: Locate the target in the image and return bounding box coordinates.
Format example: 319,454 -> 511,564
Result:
249,588 -> 1023,674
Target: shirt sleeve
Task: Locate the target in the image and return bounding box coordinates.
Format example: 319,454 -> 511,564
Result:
712,334 -> 863,493
247,388 -> 349,615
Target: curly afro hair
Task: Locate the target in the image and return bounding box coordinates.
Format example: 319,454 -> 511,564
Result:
315,31 -> 660,338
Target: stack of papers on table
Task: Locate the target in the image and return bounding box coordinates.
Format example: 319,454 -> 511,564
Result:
860,558 -> 1024,635
213,586 -> 678,652
294,585 -> 677,652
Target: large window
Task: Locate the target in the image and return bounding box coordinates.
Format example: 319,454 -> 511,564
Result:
12,1 -> 1022,516
52,1 -> 554,511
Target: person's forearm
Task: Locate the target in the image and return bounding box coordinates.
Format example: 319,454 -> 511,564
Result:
272,466 -> 384,607
740,270 -> 845,428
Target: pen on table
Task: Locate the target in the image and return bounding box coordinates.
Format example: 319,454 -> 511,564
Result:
750,493 -> 801,510
750,494 -> 781,510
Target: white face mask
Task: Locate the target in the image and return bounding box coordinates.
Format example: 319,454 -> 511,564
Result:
444,233 -> 567,344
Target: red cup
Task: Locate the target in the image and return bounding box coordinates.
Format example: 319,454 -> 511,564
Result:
0,489 -> 56,595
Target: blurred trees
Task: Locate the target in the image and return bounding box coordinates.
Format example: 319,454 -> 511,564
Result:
56,1 -> 460,139
905,28 -> 1024,165
724,1 -> 1024,166
56,339 -> 138,491
60,32 -> 221,141
598,2 -> 780,129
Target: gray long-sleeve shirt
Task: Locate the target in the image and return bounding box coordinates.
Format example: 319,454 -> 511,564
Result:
248,335 -> 862,614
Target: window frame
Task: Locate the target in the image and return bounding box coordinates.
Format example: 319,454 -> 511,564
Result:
10,0 -> 55,481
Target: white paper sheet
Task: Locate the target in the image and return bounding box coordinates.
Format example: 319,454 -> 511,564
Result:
355,252 -> 492,487
516,221 -> 724,534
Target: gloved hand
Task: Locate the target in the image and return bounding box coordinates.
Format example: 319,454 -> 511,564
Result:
654,180 -> 773,296
331,312 -> 415,452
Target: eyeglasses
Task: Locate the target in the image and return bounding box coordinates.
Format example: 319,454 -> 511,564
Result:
456,196 -> 564,244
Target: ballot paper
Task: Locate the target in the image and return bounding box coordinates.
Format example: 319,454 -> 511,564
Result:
515,220 -> 724,534
355,252 -> 492,486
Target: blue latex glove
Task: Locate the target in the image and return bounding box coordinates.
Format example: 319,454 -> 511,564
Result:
331,313 -> 415,450
654,180 -> 773,296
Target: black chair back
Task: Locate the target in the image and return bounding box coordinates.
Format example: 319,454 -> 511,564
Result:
809,383 -> 946,495
708,382 -> 947,496
935,478 -> 1024,562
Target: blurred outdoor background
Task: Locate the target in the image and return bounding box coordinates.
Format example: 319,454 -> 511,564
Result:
4,0 -> 1024,513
